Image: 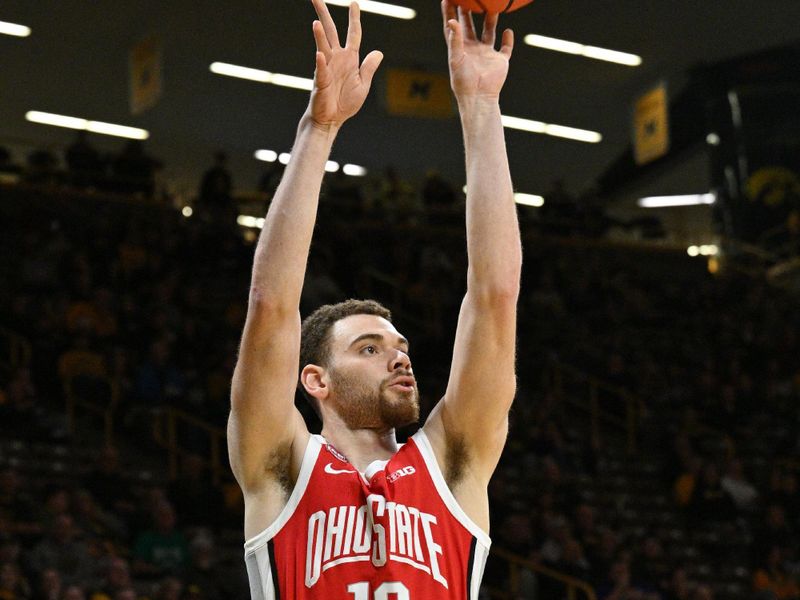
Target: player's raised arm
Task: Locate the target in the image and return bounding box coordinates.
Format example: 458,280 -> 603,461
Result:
425,0 -> 521,483
228,0 -> 383,495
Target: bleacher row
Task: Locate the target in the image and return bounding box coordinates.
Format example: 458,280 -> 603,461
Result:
1,177 -> 800,600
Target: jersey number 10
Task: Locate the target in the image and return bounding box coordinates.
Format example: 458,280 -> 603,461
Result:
347,581 -> 410,599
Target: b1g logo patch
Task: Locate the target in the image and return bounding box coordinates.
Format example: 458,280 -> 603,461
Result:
386,466 -> 415,483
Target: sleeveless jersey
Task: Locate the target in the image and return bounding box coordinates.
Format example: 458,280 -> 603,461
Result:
244,429 -> 491,599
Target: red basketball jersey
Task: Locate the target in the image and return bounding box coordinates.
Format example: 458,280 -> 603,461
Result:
244,430 -> 491,599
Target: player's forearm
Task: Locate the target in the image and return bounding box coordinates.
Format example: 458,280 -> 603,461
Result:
459,97 -> 522,297
249,112 -> 339,308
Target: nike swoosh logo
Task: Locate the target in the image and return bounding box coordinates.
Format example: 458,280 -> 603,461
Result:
325,463 -> 356,475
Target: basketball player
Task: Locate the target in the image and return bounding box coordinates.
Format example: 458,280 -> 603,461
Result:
228,0 -> 520,597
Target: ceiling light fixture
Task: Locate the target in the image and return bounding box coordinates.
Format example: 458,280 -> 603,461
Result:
254,150 -> 278,162
638,193 -> 716,208
501,115 -> 602,143
324,0 -> 416,20
0,20 -> 31,37
524,34 -> 641,66
343,164 -> 367,176
25,111 -> 149,140
210,62 -> 313,91
514,193 -> 545,207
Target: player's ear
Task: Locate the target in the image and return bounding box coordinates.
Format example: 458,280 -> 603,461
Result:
301,364 -> 329,400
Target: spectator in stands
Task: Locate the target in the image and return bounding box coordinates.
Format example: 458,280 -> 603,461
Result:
26,514 -> 93,586
323,168 -> 364,221
0,469 -> 39,540
61,586 -> 86,600
25,148 -> 59,186
0,560 -> 32,599
167,456 -> 224,530
152,577 -> 181,600
631,535 -> 671,592
133,338 -> 186,408
85,447 -> 135,519
421,169 -> 459,226
0,146 -> 23,181
32,568 -> 61,600
686,462 -> 737,527
197,152 -> 234,229
753,545 -> 800,599
691,585 -> 714,600
69,489 -> 127,554
181,534 -> 228,600
663,566 -> 691,600
111,589 -> 136,600
110,141 -> 160,197
88,557 -> 133,600
721,457 -> 759,513
752,504 -> 794,567
65,132 -> 105,189
132,501 -> 189,578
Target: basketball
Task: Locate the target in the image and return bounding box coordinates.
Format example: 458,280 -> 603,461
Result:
449,0 -> 534,13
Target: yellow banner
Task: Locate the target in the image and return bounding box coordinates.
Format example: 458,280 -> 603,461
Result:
633,83 -> 669,165
385,69 -> 454,118
129,35 -> 162,115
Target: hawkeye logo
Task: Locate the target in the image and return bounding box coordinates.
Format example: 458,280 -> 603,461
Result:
305,494 -> 447,589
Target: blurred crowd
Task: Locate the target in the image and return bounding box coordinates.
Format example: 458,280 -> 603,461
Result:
1,140 -> 799,600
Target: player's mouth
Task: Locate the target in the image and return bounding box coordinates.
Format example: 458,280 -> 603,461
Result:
388,376 -> 416,392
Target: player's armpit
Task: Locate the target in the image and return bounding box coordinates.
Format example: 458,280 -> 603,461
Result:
227,307 -> 309,494
435,290 -> 518,480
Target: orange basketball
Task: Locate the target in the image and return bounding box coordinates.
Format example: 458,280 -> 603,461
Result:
450,0 -> 534,13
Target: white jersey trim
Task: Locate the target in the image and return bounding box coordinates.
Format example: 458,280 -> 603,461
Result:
243,434 -> 323,555
411,429 -> 492,550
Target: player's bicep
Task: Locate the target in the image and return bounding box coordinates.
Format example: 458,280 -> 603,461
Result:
228,308 -> 306,492
441,292 -> 517,466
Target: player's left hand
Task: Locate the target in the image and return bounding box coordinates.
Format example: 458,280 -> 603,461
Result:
441,0 -> 513,101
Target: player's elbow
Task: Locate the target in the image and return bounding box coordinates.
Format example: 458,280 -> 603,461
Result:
248,286 -> 294,317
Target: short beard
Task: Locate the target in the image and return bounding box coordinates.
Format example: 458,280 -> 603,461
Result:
328,367 -> 419,430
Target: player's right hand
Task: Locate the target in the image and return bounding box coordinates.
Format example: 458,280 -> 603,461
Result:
308,0 -> 384,129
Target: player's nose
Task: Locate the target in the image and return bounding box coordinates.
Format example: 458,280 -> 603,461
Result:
390,349 -> 411,372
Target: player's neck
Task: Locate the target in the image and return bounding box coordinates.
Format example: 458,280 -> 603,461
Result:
320,423 -> 399,472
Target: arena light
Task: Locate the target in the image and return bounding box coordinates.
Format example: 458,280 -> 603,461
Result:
182,206 -> 193,217
325,0 -> 416,20
325,160 -> 340,173
210,62 -> 313,91
501,114 -> 602,143
278,152 -> 291,165
254,149 -> 278,162
638,194 -> 716,208
343,164 -> 367,176
687,244 -> 718,257
237,215 -> 265,229
86,121 -> 149,139
524,34 -> 641,66
26,111 -> 149,140
514,193 -> 545,207
0,20 -> 31,37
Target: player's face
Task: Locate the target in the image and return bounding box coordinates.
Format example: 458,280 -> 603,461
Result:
326,314 -> 419,429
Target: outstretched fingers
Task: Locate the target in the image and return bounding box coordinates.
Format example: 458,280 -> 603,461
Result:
482,12 -> 498,46
440,0 -> 458,41
359,49 -> 384,87
312,20 -> 332,56
458,5 -> 477,41
310,0 -> 341,49
345,1 -> 362,50
446,19 -> 464,59
500,28 -> 514,59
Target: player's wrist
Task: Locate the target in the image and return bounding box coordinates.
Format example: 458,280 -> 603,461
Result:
300,111 -> 342,139
456,95 -> 502,127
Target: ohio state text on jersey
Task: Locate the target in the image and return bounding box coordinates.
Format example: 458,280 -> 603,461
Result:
244,430 -> 491,599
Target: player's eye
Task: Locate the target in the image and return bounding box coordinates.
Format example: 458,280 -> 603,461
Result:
361,345 -> 378,355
